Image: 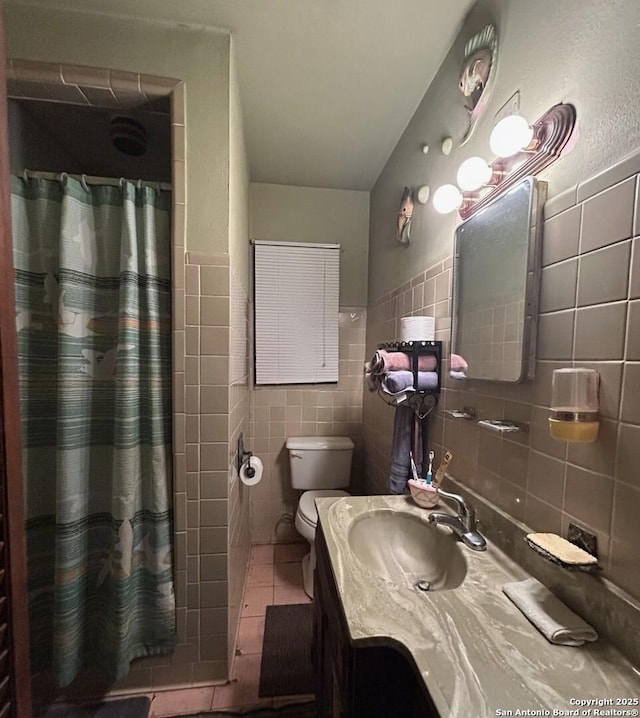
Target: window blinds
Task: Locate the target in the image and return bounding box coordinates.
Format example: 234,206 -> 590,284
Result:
254,241 -> 340,385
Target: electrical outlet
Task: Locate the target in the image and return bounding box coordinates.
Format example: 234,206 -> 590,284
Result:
567,523 -> 598,559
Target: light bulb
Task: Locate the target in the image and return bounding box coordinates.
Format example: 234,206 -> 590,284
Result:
456,156 -> 493,191
489,114 -> 534,157
433,184 -> 463,214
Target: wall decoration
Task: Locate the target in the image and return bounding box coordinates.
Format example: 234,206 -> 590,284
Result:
417,185 -> 431,205
396,186 -> 414,245
459,24 -> 497,146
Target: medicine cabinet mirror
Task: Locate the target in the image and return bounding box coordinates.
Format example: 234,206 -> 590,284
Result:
451,175 -> 546,382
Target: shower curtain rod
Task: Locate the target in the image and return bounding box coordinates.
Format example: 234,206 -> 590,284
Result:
19,169 -> 172,192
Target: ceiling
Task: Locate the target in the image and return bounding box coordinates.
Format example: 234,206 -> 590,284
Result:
8,0 -> 476,190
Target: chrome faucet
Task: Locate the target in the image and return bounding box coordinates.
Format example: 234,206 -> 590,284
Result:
428,488 -> 487,551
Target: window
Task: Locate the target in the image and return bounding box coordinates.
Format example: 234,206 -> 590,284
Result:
253,241 -> 340,385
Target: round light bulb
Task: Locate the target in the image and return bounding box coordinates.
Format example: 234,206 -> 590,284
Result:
433,184 -> 463,214
456,156 -> 493,191
489,114 -> 534,157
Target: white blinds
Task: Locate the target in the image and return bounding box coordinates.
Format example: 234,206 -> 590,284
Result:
254,241 -> 340,385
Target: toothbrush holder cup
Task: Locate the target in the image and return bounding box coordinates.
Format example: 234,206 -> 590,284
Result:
408,479 -> 440,508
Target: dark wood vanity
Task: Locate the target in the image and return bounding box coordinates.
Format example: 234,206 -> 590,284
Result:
312,520 -> 439,717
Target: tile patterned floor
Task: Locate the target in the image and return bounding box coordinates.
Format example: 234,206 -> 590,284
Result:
146,542 -> 313,716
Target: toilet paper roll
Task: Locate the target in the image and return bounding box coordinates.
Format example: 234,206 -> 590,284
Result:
400,315 -> 435,341
239,455 -> 263,486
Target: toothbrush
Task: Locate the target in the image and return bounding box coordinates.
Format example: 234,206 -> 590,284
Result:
409,451 -> 420,483
425,450 -> 434,485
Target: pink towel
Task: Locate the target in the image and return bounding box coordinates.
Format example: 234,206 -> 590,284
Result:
372,349 -> 437,373
450,353 -> 468,372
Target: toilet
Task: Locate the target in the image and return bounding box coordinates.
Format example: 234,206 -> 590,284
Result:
286,436 -> 354,598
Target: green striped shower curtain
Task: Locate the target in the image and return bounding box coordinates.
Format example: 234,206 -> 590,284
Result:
11,176 -> 175,686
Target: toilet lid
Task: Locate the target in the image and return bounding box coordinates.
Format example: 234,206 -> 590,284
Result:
298,489 -> 349,526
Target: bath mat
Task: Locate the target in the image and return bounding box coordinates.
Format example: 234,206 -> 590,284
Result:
258,603 -> 314,697
178,701 -> 316,717
43,696 -> 150,718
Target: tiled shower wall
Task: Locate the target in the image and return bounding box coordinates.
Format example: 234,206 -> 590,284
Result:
250,308 -> 367,544
363,152 -> 640,604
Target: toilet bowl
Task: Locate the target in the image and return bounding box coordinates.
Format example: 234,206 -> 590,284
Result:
295,488 -> 349,597
286,436 -> 354,598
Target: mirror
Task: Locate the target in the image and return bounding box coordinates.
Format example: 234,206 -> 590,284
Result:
451,176 -> 546,382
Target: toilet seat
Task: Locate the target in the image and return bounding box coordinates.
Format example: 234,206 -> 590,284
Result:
296,489 -> 349,542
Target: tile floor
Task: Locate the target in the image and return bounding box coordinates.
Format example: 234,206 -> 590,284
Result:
146,542 -> 314,716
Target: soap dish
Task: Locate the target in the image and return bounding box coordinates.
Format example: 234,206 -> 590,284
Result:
525,532 -> 599,572
408,479 -> 440,508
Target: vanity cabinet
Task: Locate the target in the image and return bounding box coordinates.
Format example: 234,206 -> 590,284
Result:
312,521 -> 439,718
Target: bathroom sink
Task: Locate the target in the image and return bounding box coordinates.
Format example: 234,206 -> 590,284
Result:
347,509 -> 467,591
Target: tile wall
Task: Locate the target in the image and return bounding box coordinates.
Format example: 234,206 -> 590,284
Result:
363,153 -> 640,604
227,266 -> 251,668
6,58 -> 173,112
250,308 -> 367,544
363,260 -> 452,496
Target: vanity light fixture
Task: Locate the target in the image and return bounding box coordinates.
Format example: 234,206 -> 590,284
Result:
459,102 -> 576,219
456,156 -> 493,191
489,114 -> 534,157
433,184 -> 463,214
430,103 -> 576,217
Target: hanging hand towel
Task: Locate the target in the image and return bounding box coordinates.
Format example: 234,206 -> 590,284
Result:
388,405 -> 416,494
502,577 -> 598,646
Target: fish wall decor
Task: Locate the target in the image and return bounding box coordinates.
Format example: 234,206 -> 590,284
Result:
396,186 -> 414,245
459,24 -> 497,146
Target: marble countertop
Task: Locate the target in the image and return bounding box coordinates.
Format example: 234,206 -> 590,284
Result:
316,494 -> 640,718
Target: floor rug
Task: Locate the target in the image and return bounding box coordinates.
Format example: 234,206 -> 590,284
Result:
258,603 -> 314,698
43,696 -> 150,718
178,702 -> 316,718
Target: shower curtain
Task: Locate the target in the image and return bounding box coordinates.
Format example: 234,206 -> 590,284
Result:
11,175 -> 175,686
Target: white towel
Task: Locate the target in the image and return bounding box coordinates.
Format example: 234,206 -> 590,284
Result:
502,577 -> 598,646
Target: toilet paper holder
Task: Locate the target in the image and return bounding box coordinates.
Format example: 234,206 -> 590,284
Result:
237,433 -> 256,478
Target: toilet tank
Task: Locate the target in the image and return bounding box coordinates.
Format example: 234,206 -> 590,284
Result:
286,436 -> 354,490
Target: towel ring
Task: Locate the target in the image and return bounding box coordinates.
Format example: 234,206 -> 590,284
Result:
377,389 -> 438,419
409,392 -> 438,419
